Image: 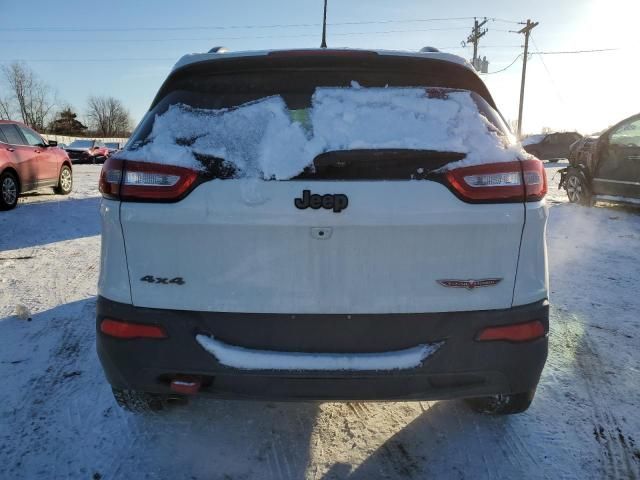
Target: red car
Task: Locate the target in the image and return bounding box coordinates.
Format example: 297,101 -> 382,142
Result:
0,120 -> 73,210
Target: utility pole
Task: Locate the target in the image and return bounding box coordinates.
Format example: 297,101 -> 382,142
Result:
320,0 -> 328,48
515,19 -> 539,138
466,17 -> 488,69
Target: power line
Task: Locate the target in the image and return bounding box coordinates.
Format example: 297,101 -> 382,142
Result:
530,36 -> 566,106
0,26 -> 471,46
0,29 -> 479,44
0,17 -> 481,33
0,58 -> 177,63
0,16 -> 527,34
0,43 -> 623,64
530,48 -> 620,55
480,54 -> 522,74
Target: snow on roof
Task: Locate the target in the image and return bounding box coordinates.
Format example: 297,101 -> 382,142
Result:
172,48 -> 473,72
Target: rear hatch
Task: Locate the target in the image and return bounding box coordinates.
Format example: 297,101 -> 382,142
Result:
113,51 -> 531,314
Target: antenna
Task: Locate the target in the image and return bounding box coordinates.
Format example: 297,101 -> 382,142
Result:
320,0 -> 328,48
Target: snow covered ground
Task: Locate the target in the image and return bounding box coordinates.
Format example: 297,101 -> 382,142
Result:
1,162 -> 639,479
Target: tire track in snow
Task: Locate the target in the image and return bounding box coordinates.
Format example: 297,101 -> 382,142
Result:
554,317 -> 640,479
4,299 -> 96,477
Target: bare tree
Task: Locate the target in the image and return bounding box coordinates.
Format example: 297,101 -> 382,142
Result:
86,96 -> 132,137
0,96 -> 11,120
1,62 -> 56,130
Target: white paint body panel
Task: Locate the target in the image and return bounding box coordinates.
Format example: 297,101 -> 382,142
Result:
512,201 -> 549,306
117,180 -> 530,314
98,199 -> 132,304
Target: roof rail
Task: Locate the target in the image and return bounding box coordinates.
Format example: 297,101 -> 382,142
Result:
208,46 -> 229,54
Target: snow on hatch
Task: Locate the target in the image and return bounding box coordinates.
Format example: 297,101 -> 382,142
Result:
196,334 -> 443,371
123,84 -> 525,179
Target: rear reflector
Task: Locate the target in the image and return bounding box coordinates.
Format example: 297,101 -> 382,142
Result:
444,159 -> 546,203
100,157 -> 199,202
100,318 -> 167,339
476,320 -> 546,342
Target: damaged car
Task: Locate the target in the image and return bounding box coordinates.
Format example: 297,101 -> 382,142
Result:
560,113 -> 640,206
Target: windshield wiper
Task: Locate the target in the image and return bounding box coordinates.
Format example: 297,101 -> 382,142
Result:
294,149 -> 465,180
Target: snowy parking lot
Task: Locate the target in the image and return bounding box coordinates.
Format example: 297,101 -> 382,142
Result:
1,163 -> 639,479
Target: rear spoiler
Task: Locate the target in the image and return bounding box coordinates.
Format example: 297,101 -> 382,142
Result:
153,52 -> 496,110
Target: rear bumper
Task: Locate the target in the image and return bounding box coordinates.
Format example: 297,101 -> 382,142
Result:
96,296 -> 549,401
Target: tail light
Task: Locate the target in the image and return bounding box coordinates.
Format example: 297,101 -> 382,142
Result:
476,320 -> 546,342
99,157 -> 199,202
444,159 -> 547,203
100,318 -> 167,339
521,159 -> 547,201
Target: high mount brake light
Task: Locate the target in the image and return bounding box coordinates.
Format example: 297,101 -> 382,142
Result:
99,157 -> 199,202
268,49 -> 378,58
444,159 -> 546,203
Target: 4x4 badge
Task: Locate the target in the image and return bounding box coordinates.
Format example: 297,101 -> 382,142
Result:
295,190 -> 348,213
437,278 -> 502,290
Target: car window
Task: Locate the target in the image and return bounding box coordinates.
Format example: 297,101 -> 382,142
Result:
610,118 -> 640,147
0,124 -> 27,145
18,126 -> 45,147
68,140 -> 94,148
0,128 -> 7,144
547,134 -> 562,144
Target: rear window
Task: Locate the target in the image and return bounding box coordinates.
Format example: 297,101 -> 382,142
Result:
124,58 -> 520,180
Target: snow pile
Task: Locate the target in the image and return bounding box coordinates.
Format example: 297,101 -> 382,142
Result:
196,334 -> 443,371
124,85 -> 525,179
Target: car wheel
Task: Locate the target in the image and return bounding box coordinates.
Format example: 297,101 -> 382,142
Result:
54,165 -> 73,195
0,171 -> 19,210
565,172 -> 592,206
465,389 -> 536,415
111,388 -> 164,413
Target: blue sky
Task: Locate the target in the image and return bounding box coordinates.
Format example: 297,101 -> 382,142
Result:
1,0 -> 637,134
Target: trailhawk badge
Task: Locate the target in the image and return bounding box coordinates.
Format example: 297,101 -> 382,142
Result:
295,190 -> 348,213
437,278 -> 502,290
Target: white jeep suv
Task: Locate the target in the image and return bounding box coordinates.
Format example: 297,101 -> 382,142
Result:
97,48 -> 548,414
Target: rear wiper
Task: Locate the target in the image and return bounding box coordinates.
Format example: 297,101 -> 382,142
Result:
294,149 -> 465,180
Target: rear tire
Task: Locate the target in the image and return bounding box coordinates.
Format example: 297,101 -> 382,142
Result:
465,389 -> 536,415
0,171 -> 19,210
111,388 -> 164,413
54,165 -> 73,195
565,171 -> 592,206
